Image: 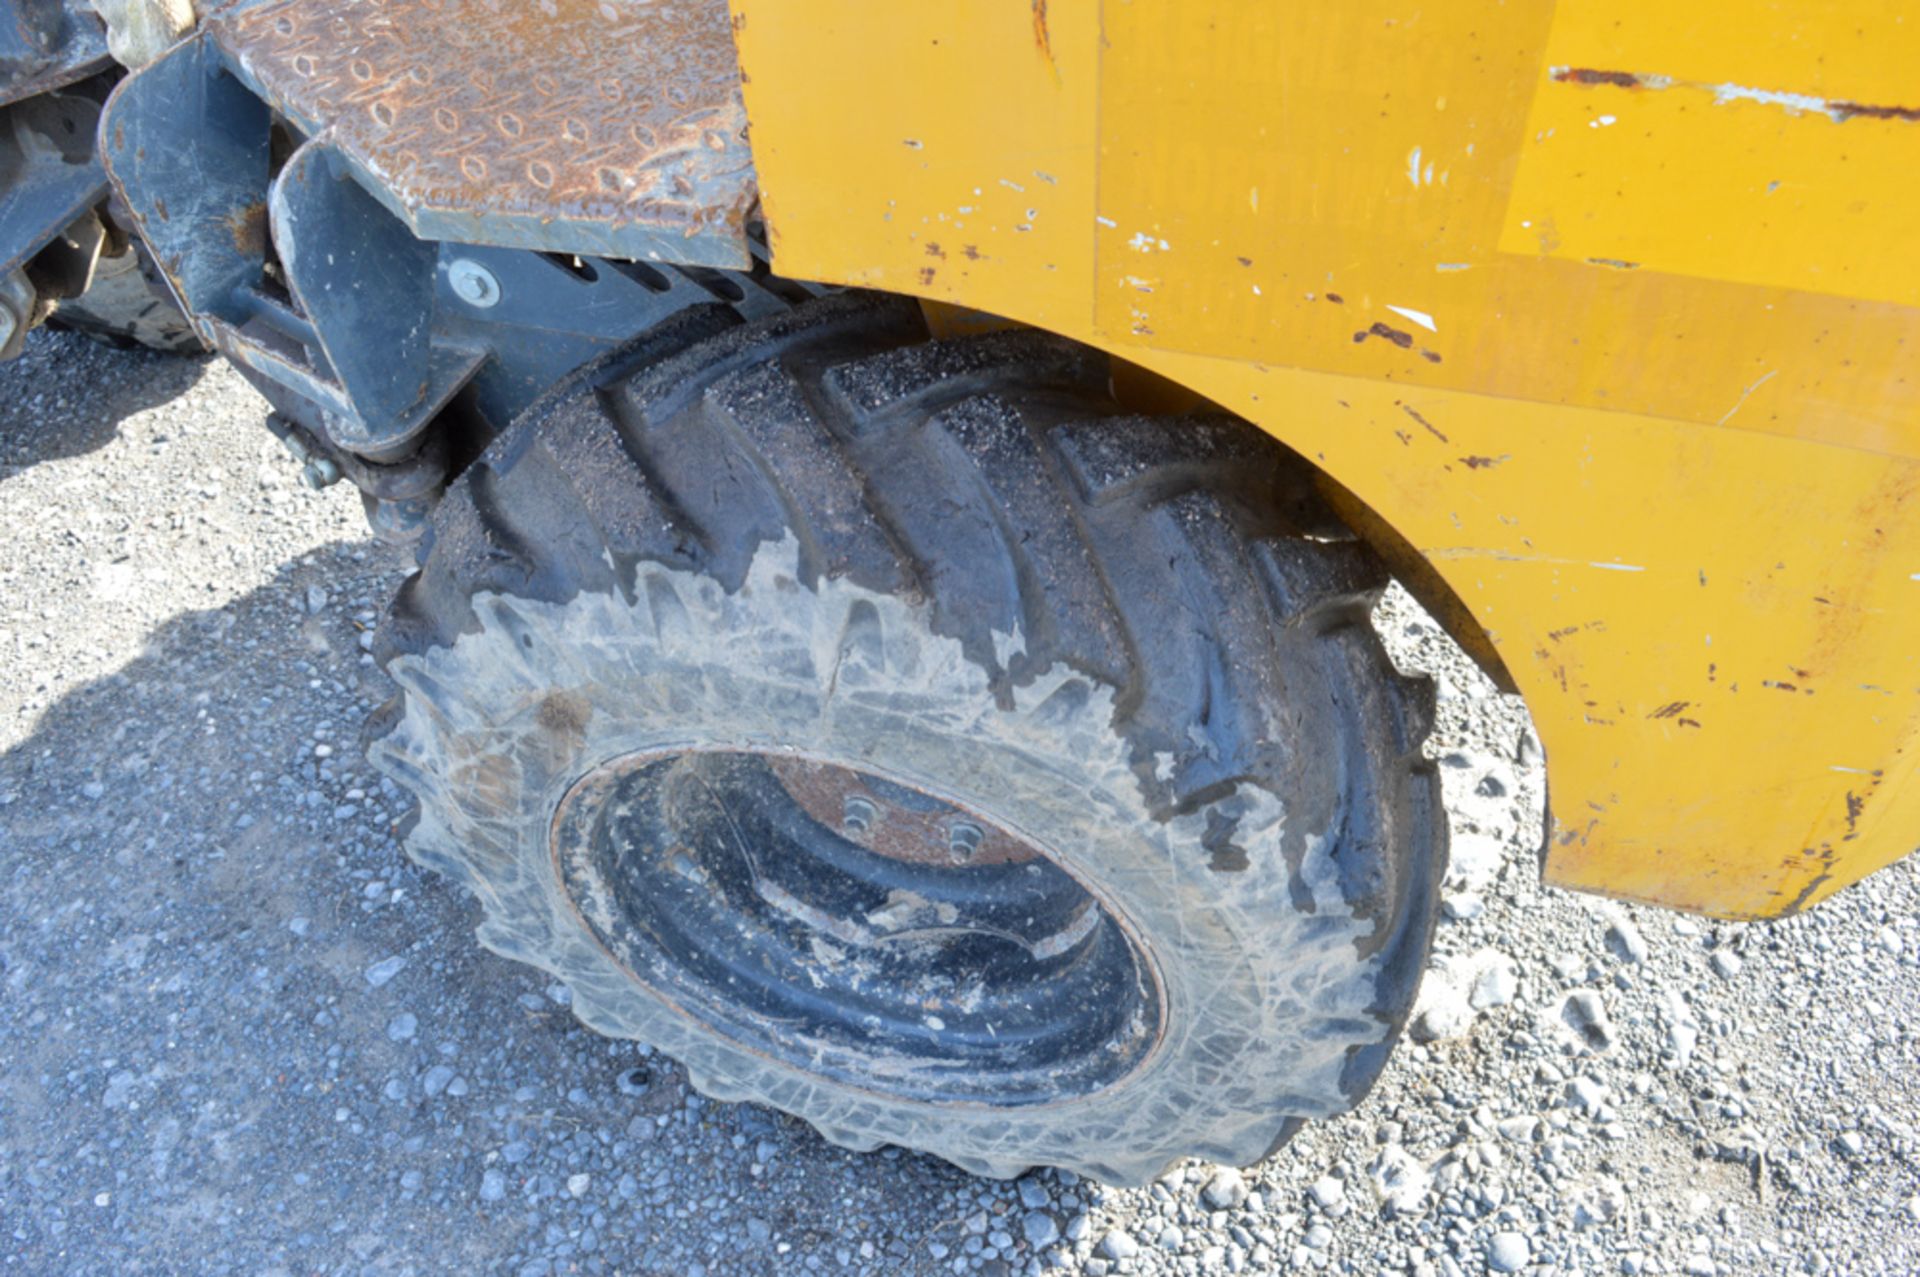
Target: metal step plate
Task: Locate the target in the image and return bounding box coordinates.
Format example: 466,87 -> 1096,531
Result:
205,0 -> 755,268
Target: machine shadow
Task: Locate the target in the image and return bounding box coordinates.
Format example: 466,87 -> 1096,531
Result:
0,328 -> 211,469
0,549 -> 1049,1275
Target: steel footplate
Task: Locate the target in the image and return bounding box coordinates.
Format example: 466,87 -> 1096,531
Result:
203,0 -> 755,268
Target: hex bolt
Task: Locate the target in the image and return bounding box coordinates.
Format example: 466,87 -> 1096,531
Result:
300,457 -> 342,489
948,821 -> 984,863
447,257 -> 502,308
842,795 -> 876,835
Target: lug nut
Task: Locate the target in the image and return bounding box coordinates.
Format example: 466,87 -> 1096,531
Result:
948,821 -> 984,863
842,795 -> 876,835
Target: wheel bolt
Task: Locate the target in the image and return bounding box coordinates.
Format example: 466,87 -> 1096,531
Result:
948,821 -> 983,862
842,795 -> 876,835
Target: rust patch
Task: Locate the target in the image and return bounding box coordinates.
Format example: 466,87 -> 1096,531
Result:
924,242 -> 945,259
1779,844 -> 1841,916
1677,717 -> 1702,729
226,200 -> 268,258
1419,348 -> 1443,363
1459,455 -> 1508,470
770,756 -> 1038,868
917,266 -> 936,285
1354,321 -> 1414,350
960,244 -> 983,260
1647,701 -> 1689,720
1030,0 -> 1054,67
1552,68 -> 1645,88
1324,292 -> 1344,304
1586,258 -> 1640,270
1761,680 -> 1798,693
1830,100 -> 1920,123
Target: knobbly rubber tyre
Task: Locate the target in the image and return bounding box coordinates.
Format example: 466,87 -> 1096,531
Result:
370,293 -> 1443,1185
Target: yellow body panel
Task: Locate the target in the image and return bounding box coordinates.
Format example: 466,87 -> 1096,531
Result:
728,1 -> 1920,919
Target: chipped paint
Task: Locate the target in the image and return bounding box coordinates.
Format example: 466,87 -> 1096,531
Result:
1385,304 -> 1437,333
1549,65 -> 1920,127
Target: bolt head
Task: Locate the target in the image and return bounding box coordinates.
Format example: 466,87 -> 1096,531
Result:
447,257 -> 502,308
300,457 -> 341,489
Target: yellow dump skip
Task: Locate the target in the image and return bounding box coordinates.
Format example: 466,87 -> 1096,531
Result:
731,0 -> 1920,918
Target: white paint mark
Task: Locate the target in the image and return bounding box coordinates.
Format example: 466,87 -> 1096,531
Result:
1711,82 -> 1829,114
1095,215 -> 1117,228
1386,304 -> 1437,333
1251,283 -> 1262,295
1589,562 -> 1647,572
1435,263 -> 1472,272
1407,145 -> 1424,188
1590,114 -> 1617,128
1423,161 -> 1435,185
999,178 -> 1026,192
1831,765 -> 1873,774
1553,64 -> 1902,125
1911,572 -> 1920,581
1128,232 -> 1156,252
1032,170 -> 1057,185
1717,369 -> 1778,425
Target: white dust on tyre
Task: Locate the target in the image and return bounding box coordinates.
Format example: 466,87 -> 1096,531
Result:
369,536 -> 1387,1183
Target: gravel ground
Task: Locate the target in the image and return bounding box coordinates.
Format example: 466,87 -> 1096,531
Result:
2,328 -> 1917,1276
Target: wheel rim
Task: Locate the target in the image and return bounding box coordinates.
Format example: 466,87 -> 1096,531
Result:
550,748 -> 1164,1105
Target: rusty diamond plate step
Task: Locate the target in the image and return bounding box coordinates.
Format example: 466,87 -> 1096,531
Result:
205,0 -> 755,268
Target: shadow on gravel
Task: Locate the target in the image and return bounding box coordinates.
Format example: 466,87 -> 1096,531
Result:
0,328 -> 212,470
0,551 -> 1039,1276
